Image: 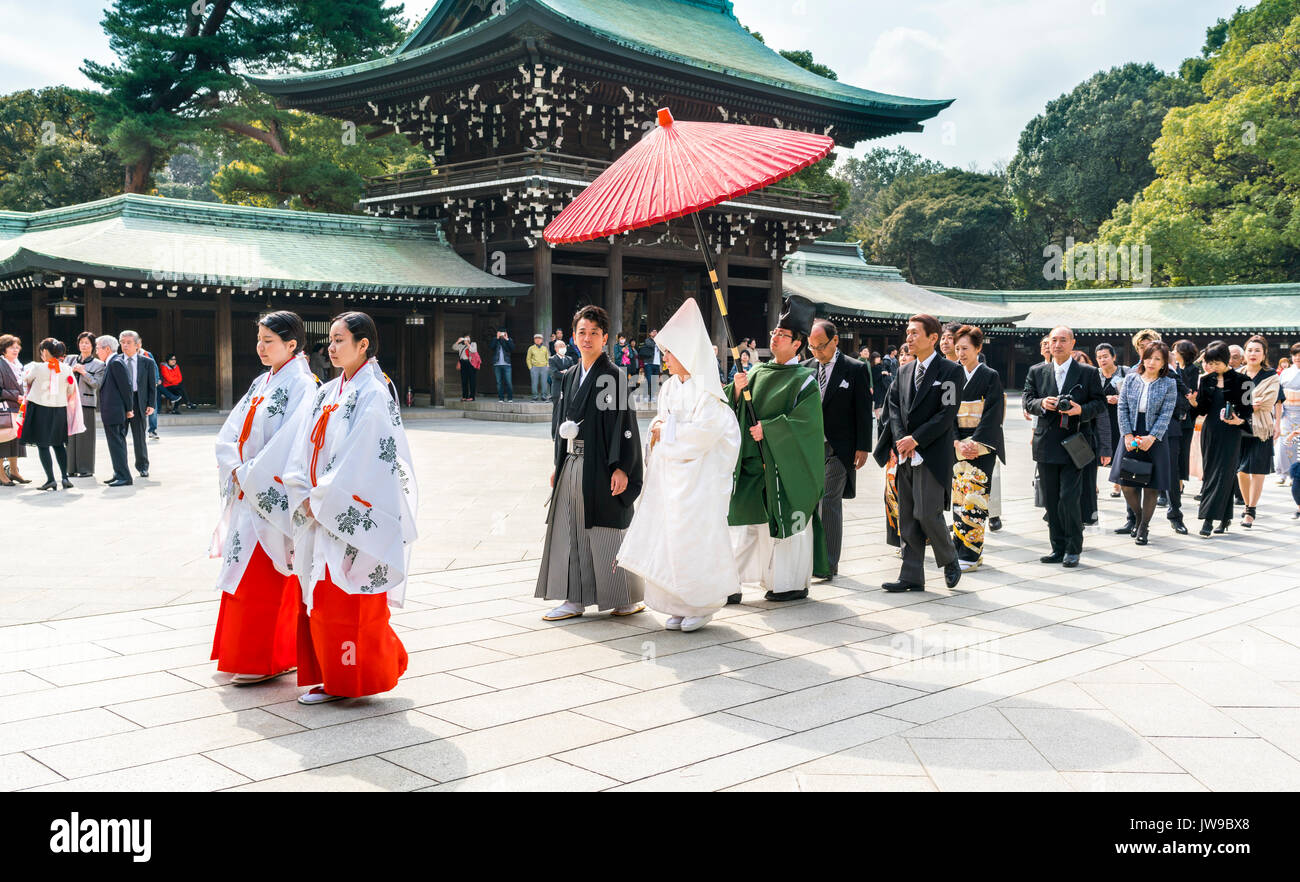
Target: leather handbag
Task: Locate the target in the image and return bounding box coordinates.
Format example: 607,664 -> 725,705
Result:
1061,432 -> 1094,469
1119,452 -> 1154,485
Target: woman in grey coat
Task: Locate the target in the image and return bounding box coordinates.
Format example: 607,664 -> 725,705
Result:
64,331 -> 105,477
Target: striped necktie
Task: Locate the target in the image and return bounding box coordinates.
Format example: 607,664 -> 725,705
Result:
818,361 -> 829,400
914,361 -> 925,391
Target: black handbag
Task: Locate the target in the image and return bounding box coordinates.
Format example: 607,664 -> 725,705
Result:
1061,432 -> 1094,469
1119,452 -> 1154,485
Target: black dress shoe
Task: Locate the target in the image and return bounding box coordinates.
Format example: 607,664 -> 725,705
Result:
944,561 -> 962,589
882,580 -> 925,593
1062,554 -> 1080,568
1199,519 -> 1214,537
726,593 -> 742,605
764,589 -> 809,602
1170,520 -> 1189,535
138,470 -> 149,478
103,477 -> 116,484
38,480 -> 57,491
1040,553 -> 1065,564
107,478 -> 133,487
1113,522 -> 1137,535
988,517 -> 1003,532
1083,515 -> 1099,526
813,571 -> 837,581
1156,493 -> 1168,508
61,477 -> 73,489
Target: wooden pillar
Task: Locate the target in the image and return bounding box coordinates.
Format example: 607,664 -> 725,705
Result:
396,316 -> 409,403
605,239 -> 623,357
768,257 -> 783,337
430,304 -> 446,407
31,289 -> 48,343
1005,339 -> 1017,388
533,244 -> 553,341
215,292 -> 233,411
83,284 -> 102,337
711,252 -> 729,375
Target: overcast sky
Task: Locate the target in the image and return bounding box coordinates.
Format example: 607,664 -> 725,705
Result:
0,0 -> 1253,169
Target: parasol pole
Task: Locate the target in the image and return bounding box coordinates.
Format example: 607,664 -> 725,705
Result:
691,211 -> 786,532
690,211 -> 761,430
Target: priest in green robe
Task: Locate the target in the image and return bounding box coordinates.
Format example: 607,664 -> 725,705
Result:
726,296 -> 828,602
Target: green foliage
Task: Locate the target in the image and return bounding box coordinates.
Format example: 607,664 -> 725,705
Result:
857,169 -> 1018,289
776,49 -> 838,81
1007,62 -> 1201,246
835,147 -> 948,241
210,109 -> 430,212
80,0 -> 407,193
1072,0 -> 1300,286
0,87 -> 120,210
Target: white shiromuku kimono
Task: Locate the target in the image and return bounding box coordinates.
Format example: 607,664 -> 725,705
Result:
210,353 -> 319,592
281,359 -> 418,613
616,298 -> 742,617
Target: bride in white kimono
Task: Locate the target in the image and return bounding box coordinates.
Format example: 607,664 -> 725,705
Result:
210,312 -> 319,683
617,298 -> 741,632
280,312 -> 419,705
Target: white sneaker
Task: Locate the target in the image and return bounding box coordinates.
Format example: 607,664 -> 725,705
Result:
665,616 -> 684,630
542,601 -> 585,621
680,614 -> 713,632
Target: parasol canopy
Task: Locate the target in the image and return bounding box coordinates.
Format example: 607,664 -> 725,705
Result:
543,108 -> 834,244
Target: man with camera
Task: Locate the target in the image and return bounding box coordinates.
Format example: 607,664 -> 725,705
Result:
491,329 -> 514,402
1023,326 -> 1106,567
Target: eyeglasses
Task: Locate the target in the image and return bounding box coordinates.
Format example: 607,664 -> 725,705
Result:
809,339 -> 835,352
770,330 -> 793,341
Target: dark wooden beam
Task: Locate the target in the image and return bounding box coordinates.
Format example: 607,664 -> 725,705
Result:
768,258 -> 783,335
31,289 -> 48,343
215,292 -> 233,411
431,304 -> 446,406
83,284 -> 102,337
533,244 -> 553,338
552,264 -> 609,277
727,277 -> 770,289
605,239 -> 623,357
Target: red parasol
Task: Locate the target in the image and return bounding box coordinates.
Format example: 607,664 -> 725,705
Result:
544,108 -> 833,244
544,108 -> 834,439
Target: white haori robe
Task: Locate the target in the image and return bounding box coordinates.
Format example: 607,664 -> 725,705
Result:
617,373 -> 742,617
210,354 -> 318,593
281,359 -> 418,613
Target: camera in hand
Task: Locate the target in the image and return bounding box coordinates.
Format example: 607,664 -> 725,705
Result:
1056,394 -> 1075,412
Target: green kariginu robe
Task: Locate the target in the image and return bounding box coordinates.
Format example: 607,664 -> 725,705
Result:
724,360 -> 829,572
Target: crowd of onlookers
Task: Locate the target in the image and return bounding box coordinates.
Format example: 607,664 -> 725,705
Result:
0,330 -> 197,491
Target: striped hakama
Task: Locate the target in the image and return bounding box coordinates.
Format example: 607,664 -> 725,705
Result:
535,451 -> 643,611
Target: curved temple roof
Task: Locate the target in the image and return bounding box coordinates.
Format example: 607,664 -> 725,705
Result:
783,241 -> 1029,326
930,284 -> 1300,334
248,0 -> 951,129
0,195 -> 530,300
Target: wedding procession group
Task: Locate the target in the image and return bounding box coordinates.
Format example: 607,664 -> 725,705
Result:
207,295 -> 1298,707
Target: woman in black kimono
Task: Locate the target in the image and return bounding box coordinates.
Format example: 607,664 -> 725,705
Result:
952,326 -> 1004,570
1094,343 -> 1127,500
1193,340 -> 1250,536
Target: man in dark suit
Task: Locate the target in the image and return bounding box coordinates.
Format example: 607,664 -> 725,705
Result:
805,319 -> 872,579
114,330 -> 156,479
1023,326 -> 1106,566
876,314 -> 964,592
95,335 -> 134,487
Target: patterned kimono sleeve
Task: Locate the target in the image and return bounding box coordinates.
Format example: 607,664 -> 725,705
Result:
308,386 -> 417,594
237,373 -> 317,537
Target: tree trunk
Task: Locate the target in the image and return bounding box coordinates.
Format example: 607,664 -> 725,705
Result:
124,149 -> 154,194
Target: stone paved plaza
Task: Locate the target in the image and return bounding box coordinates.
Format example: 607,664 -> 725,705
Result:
2,403 -> 1299,792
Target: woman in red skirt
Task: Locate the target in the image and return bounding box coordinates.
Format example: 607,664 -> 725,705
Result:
211,312 -> 319,684
281,312 -> 418,705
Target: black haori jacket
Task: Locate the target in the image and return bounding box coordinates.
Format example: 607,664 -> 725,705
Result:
548,352 -> 643,529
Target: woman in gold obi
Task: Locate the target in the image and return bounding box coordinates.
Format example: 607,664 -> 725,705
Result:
951,326 -> 1005,571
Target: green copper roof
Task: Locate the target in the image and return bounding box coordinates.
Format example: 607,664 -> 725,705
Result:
0,194 -> 529,300
783,241 -> 1029,325
929,284 -> 1300,333
249,0 -> 951,123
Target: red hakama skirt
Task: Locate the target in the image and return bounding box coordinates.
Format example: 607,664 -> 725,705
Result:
296,568 -> 408,697
210,543 -> 299,675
